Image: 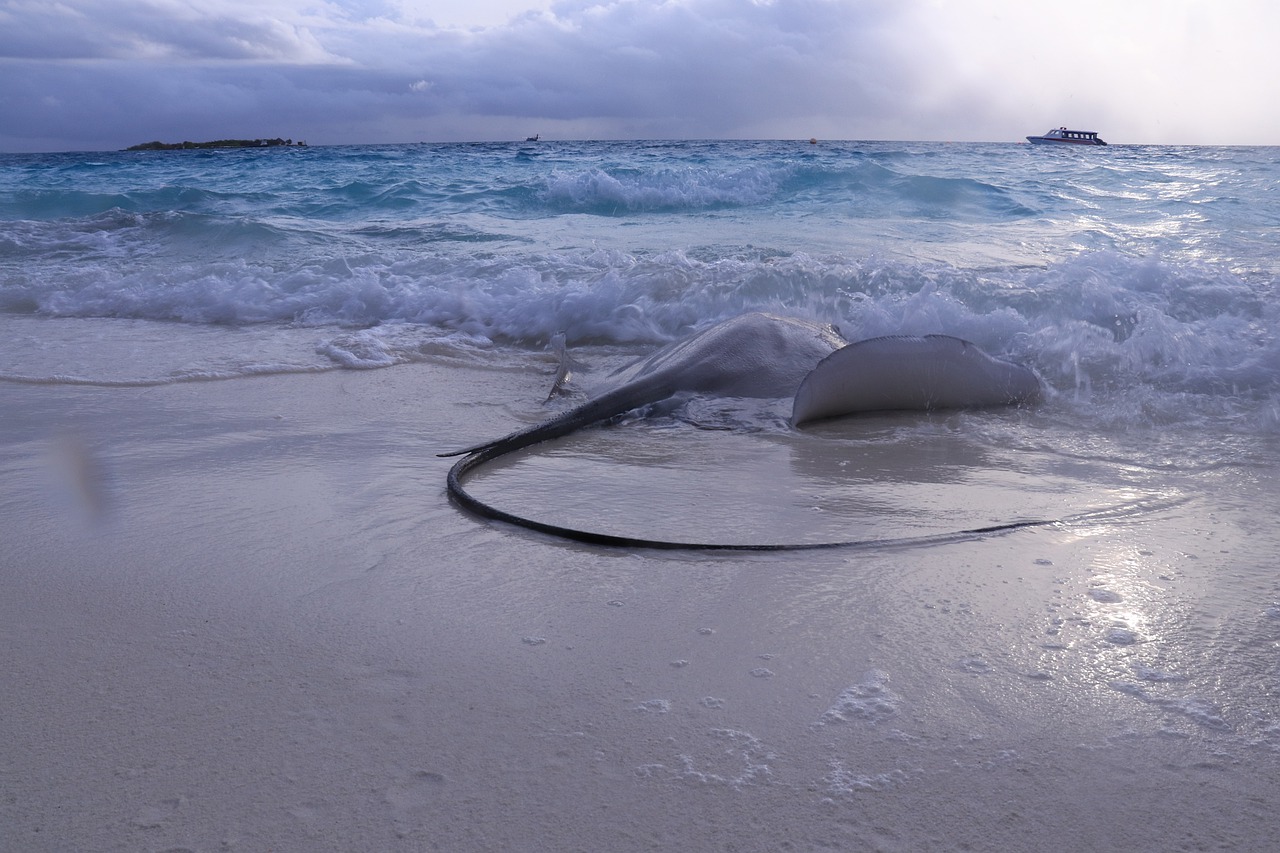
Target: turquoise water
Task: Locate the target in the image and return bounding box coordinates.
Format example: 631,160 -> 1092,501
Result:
1,140 -> 1277,437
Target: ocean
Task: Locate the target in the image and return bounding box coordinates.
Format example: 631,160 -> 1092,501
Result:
2,140 -> 1276,416
3,140 -> 1276,534
3,140 -> 1280,850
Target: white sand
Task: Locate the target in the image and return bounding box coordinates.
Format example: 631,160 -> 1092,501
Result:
4,362 -> 1279,852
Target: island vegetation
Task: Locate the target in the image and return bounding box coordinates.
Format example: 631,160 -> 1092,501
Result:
125,138 -> 306,151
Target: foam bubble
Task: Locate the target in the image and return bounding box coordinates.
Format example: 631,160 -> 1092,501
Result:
671,729 -> 775,789
823,763 -> 909,796
634,699 -> 672,714
819,670 -> 901,725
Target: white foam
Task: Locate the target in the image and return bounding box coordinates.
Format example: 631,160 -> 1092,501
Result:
823,763 -> 909,796
819,670 -> 902,725
675,729 -> 775,789
634,699 -> 672,714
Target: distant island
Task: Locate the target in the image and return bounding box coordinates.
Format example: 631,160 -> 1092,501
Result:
125,138 -> 306,151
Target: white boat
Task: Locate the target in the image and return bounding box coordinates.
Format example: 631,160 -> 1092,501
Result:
1026,127 -> 1107,146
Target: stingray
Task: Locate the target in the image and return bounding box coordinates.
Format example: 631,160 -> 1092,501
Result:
439,312 -> 1047,549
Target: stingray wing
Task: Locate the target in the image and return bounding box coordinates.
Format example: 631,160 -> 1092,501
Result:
791,335 -> 1042,425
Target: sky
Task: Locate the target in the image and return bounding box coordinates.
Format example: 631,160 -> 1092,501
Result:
0,0 -> 1276,152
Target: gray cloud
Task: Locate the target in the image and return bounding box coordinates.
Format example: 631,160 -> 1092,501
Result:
0,0 -> 1276,151
408,0 -> 924,131
0,0 -> 336,63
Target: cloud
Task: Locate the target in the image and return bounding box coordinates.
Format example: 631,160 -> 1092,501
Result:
0,0 -> 1277,151
0,0 -> 340,63
0,0 -> 925,149
403,0 -> 931,136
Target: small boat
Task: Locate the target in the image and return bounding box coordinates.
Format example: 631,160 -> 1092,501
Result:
525,134 -> 540,142
1026,127 -> 1107,146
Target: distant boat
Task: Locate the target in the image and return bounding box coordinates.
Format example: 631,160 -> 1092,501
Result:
525,134 -> 540,142
1026,127 -> 1107,146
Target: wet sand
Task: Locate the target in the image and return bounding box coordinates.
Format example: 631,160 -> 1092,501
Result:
3,363 -> 1279,851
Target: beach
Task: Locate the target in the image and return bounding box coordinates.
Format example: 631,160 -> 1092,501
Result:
4,139 -> 1280,850
5,325 -> 1279,851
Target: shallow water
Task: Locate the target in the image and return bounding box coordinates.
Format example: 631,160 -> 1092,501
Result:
4,358 -> 1279,851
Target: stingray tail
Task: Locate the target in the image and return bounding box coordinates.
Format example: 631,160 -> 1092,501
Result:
437,376 -> 672,459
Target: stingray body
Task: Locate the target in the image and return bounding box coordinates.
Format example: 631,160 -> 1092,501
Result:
440,312 -> 1046,550
792,333 -> 1043,425
443,312 -> 847,460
